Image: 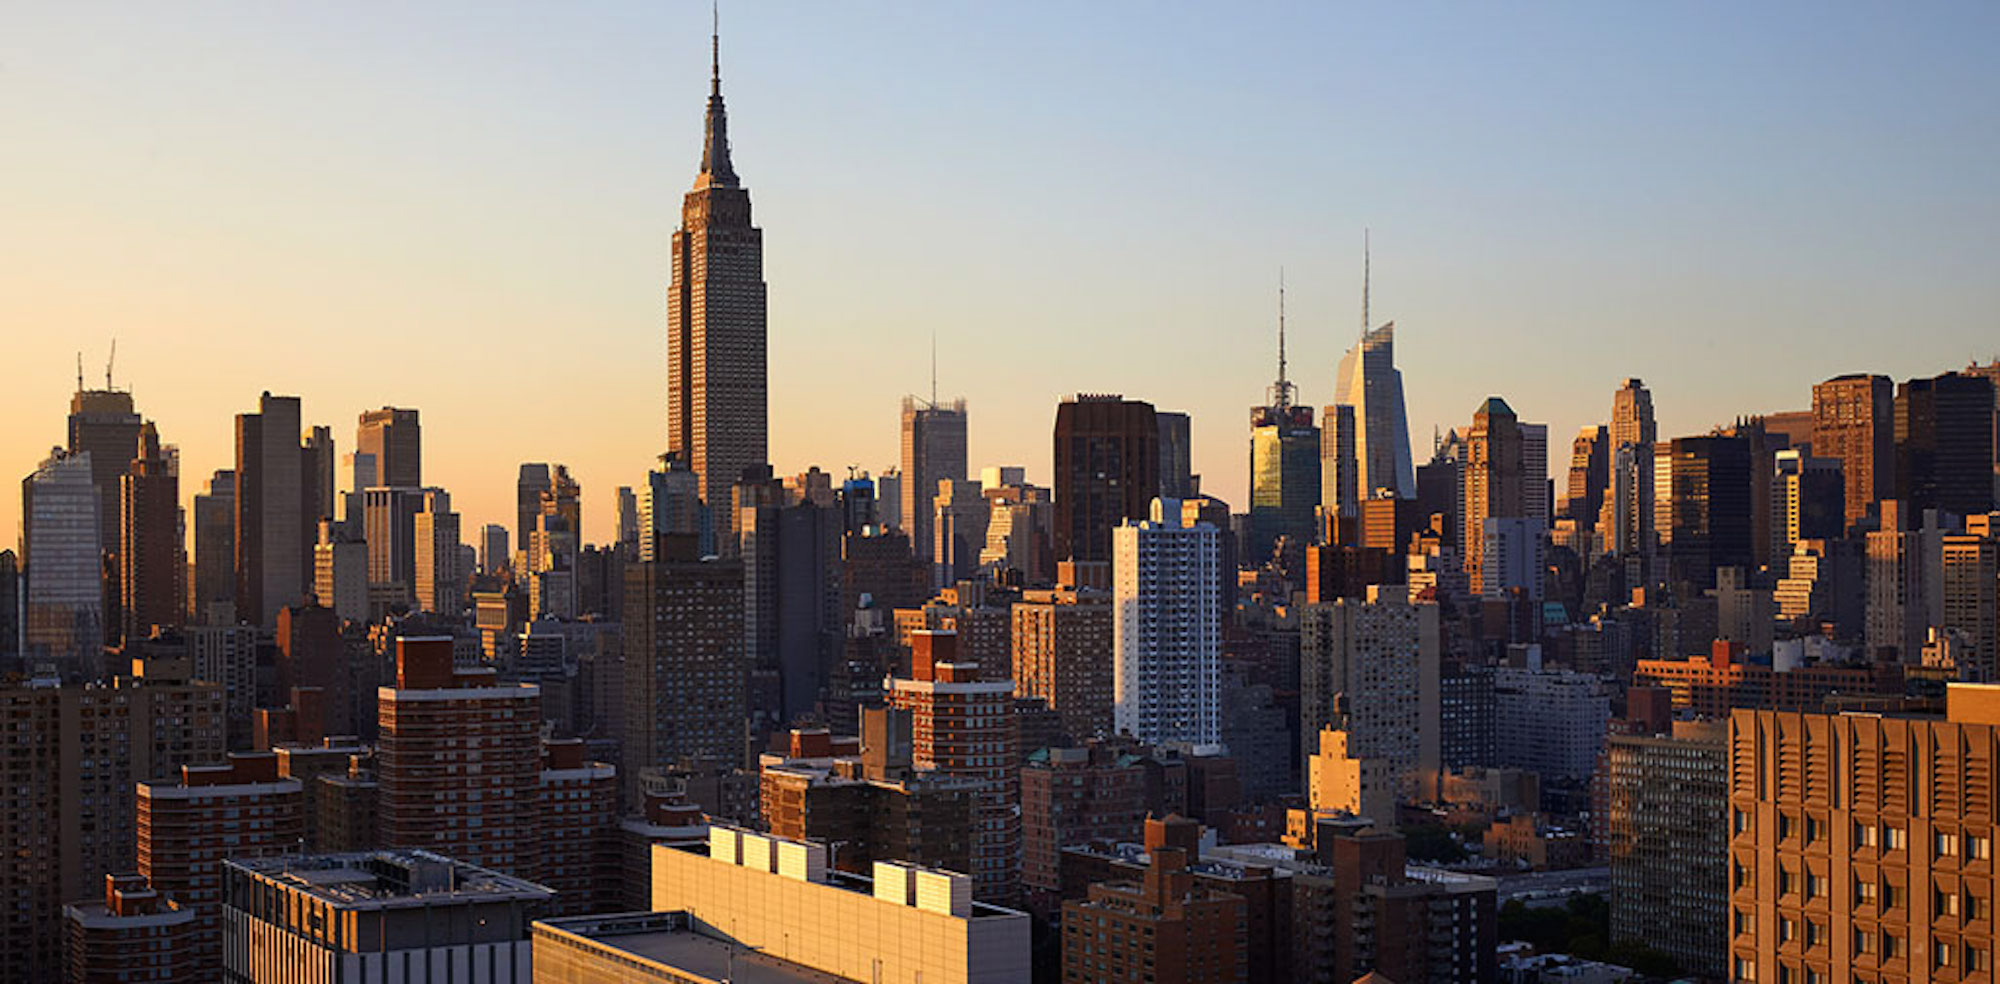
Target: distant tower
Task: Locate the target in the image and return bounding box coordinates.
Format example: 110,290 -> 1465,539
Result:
1332,236 -> 1416,499
666,18 -> 768,543
355,407 -> 422,489
900,395 -> 967,570
1249,274 -> 1320,568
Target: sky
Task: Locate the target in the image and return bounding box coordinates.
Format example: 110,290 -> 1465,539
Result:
4,2 -> 1998,545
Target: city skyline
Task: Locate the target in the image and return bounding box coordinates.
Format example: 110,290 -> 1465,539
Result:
6,3 -> 1998,542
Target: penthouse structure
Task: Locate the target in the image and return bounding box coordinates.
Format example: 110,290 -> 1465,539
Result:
221,850 -> 554,984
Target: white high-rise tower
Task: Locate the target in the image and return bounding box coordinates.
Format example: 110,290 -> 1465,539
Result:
1332,237 -> 1416,499
1112,498 -> 1222,747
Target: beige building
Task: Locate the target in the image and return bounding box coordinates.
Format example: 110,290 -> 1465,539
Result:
563,826 -> 1031,984
1729,684 -> 2000,984
1306,727 -> 1396,829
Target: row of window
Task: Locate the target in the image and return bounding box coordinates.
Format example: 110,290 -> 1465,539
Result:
1741,811 -> 1994,860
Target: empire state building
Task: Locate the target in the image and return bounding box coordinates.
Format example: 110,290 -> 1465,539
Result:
667,28 -> 766,539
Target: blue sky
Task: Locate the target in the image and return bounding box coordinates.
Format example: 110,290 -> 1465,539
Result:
3,2 -> 1996,539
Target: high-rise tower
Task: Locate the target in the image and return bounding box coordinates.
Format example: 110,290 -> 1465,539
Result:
1249,276 -> 1320,568
666,23 -> 767,542
1332,239 -> 1416,499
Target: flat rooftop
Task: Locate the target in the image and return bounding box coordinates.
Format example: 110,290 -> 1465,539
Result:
539,913 -> 853,984
229,850 -> 553,910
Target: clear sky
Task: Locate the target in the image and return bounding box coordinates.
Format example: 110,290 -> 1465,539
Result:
5,2 -> 1998,546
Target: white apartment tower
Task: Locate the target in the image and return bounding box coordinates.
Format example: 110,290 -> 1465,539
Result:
1112,498 -> 1222,747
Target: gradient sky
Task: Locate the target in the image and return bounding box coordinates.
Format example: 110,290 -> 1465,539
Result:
5,2 -> 1998,546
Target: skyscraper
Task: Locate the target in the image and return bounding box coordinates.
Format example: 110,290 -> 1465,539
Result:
355,406 -> 421,489
665,27 -> 767,540
1895,371 -> 1996,519
1812,372 -> 1894,531
1563,424 -> 1609,538
1054,395 -> 1159,564
120,422 -> 182,646
1609,377 -> 1657,450
622,546 -> 747,802
1460,397 -> 1525,596
516,462 -> 551,552
1333,269 -> 1416,498
1321,403 -> 1359,522
234,393 -> 308,628
1654,434 -> 1753,590
1298,584 -> 1442,780
66,383 -> 142,555
20,449 -> 102,672
1112,498 -> 1222,747
1157,410 -> 1195,499
900,394 -> 968,569
1248,289 -> 1320,568
191,470 -> 235,625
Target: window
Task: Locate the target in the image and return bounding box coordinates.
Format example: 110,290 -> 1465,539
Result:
1855,878 -> 1878,906
1856,821 -> 1878,848
1808,874 -> 1828,899
1936,942 -> 1954,969
1855,929 -> 1874,954
1969,946 -> 1991,972
1806,921 -> 1823,947
1884,882 -> 1904,909
1937,831 -> 1960,859
1887,827 -> 1908,851
1938,888 -> 1960,917
1736,909 -> 1753,935
1737,956 -> 1759,982
1781,869 -> 1796,896
1971,835 -> 1991,861
1971,894 -> 1990,920
1736,809 -> 1751,834
1780,918 -> 1797,942
1780,814 -> 1795,839
1885,935 -> 1904,959
1806,817 -> 1824,844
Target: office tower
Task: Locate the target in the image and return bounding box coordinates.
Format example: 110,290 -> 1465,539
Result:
539,827 -> 1029,983
1112,498 -> 1222,747
1054,395 -> 1160,564
1460,397 -> 1526,596
1012,576 -> 1114,741
63,873 -> 200,983
640,452 -> 707,561
665,29 -> 767,541
1813,373 -> 1896,530
355,406 -> 421,488
516,462 -> 551,550
1564,424 -> 1610,537
361,485 -> 423,605
120,422 -> 182,646
1940,534 -> 1998,679
1157,410 -> 1195,498
611,485 -> 639,556
1655,434 -> 1754,590
1865,500 -> 1933,662
1776,538 -> 1865,638
1771,450 -> 1845,575
413,490 -> 462,614
479,522 -> 509,576
0,671 -> 224,984
1610,376 -> 1657,449
1601,439 -> 1656,566
740,494 -> 843,727
1321,402 -> 1360,522
1249,299 -> 1321,567
1603,720 -> 1728,978
900,394 -> 968,571
67,383 -> 143,554
1298,584 -> 1441,779
1522,421 -> 1550,523
303,424 -> 336,529
20,448 -> 103,672
931,475 -> 987,588
1491,664 -> 1608,782
1062,844 -> 1248,984
1726,686 -> 2000,984
758,719 -> 978,876
222,852 -> 553,984
1333,322 -> 1417,499
885,631 -> 1022,904
622,549 -> 747,800
378,637 -> 541,873
1896,371 -> 1997,518
235,393 -> 309,627
137,752 -> 306,977
980,479 -> 1055,585
311,520 -> 367,622
191,470 -> 235,624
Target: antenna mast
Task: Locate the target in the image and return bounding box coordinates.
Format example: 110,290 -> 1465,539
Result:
105,338 -> 116,390
930,330 -> 938,408
76,352 -> 84,393
1269,269 -> 1295,411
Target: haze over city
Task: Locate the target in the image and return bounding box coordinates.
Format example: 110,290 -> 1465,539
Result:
6,2 -> 1997,542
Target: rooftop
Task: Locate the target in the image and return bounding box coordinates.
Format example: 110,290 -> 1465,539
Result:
537,912 -> 852,984
227,850 -> 553,911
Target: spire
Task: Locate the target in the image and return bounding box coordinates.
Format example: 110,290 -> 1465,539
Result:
1361,229 -> 1371,337
697,2 -> 739,189
1268,268 -> 1295,411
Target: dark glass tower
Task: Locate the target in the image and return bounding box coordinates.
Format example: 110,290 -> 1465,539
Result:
1896,372 -> 1996,519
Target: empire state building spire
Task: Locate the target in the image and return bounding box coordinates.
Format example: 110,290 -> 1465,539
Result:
697,11 -> 739,189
